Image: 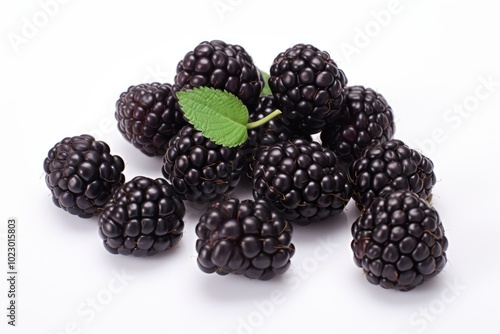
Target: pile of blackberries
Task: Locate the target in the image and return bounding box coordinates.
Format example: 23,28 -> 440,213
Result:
44,40 -> 448,290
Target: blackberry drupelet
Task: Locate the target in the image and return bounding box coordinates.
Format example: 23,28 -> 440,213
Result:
268,43 -> 347,134
252,138 -> 353,225
351,190 -> 448,291
195,197 -> 295,280
115,82 -> 188,157
349,139 -> 436,211
43,134 -> 125,218
320,85 -> 395,172
98,176 -> 185,256
173,40 -> 263,108
162,125 -> 246,203
245,95 -> 312,177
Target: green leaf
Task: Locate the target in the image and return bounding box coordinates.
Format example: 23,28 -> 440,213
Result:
176,87 -> 249,148
259,69 -> 272,96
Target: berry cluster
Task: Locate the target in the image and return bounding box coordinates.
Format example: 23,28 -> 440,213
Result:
173,40 -> 263,108
43,134 -> 125,218
162,125 -> 245,203
99,176 -> 185,256
115,82 -> 187,157
196,197 -> 295,280
252,138 -> 352,225
268,43 -> 347,134
43,39 -> 448,290
320,85 -> 395,172
351,190 -> 448,291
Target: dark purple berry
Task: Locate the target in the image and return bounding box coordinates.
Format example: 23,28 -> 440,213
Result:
115,82 -> 188,156
351,190 -> 448,291
195,197 -> 295,280
269,43 -> 347,134
162,126 -> 245,203
252,138 -> 352,225
173,40 -> 263,109
321,85 -> 395,171
349,139 -> 436,211
43,135 -> 125,218
98,176 -> 185,256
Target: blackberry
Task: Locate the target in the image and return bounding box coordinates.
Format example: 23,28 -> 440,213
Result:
173,40 -> 263,108
115,82 -> 188,157
252,138 -> 353,225
320,85 -> 395,172
245,95 -> 312,177
162,125 -> 246,203
43,135 -> 125,218
195,197 -> 295,280
349,139 -> 436,211
268,43 -> 347,134
351,190 -> 448,291
98,176 -> 185,256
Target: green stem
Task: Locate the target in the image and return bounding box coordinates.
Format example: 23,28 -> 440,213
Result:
246,110 -> 282,129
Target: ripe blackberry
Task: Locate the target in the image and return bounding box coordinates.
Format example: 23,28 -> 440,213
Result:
245,95 -> 312,176
98,176 -> 185,256
173,40 -> 263,108
43,135 -> 125,218
268,43 -> 347,134
320,85 -> 395,172
115,82 -> 188,157
349,139 -> 436,211
351,190 -> 448,291
252,138 -> 353,225
162,125 -> 246,203
196,197 -> 295,280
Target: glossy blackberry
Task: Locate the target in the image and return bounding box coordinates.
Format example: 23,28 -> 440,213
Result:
43,135 -> 125,218
252,138 -> 353,225
268,43 -> 347,134
320,85 -> 395,172
349,139 -> 436,211
351,190 -> 448,291
162,125 -> 246,203
115,82 -> 188,157
98,176 -> 185,256
173,40 -> 263,108
196,197 -> 295,280
245,95 -> 312,176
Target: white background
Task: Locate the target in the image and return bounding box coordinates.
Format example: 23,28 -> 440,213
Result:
1,0 -> 499,333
